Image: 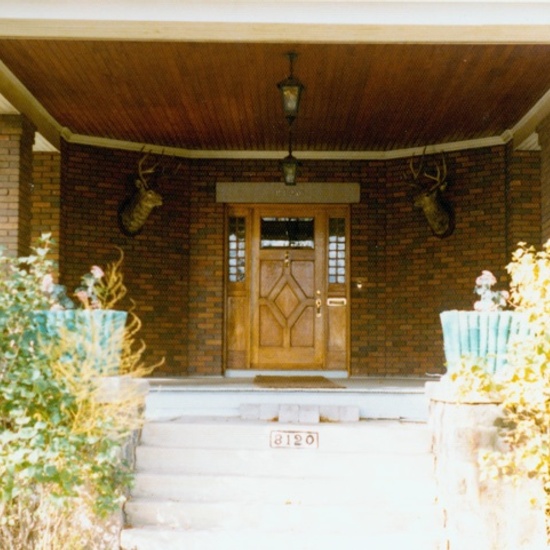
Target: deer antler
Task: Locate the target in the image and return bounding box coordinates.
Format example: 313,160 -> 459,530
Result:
407,146 -> 428,188
137,153 -> 159,190
422,154 -> 447,192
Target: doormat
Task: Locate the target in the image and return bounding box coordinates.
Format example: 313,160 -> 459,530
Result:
253,375 -> 343,389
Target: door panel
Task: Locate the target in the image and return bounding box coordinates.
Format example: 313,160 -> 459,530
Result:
253,248 -> 321,368
251,207 -> 323,370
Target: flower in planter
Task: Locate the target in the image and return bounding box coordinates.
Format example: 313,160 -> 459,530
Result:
74,265 -> 105,309
41,273 -> 76,310
41,253 -> 126,311
473,270 -> 509,311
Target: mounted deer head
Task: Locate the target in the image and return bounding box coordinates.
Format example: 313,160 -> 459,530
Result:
118,153 -> 163,236
407,150 -> 454,238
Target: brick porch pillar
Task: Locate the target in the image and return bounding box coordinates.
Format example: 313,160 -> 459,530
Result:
537,115 -> 550,243
0,114 -> 36,256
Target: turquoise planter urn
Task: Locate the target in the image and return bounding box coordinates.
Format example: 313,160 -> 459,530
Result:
440,310 -> 530,374
34,310 -> 128,375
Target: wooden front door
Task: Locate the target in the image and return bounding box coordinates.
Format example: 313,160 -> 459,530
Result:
225,205 -> 349,372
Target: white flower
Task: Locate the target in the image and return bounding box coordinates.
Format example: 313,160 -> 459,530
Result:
475,270 -> 497,288
473,270 -> 509,311
40,274 -> 54,293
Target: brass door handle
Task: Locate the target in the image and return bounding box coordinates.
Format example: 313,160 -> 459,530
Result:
316,298 -> 322,317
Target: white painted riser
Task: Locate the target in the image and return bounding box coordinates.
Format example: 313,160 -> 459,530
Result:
132,472 -> 436,506
121,526 -> 440,550
125,498 -> 438,531
140,417 -> 431,454
135,445 -> 433,478
145,390 -> 429,421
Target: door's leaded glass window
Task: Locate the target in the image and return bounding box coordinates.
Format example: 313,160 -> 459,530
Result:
228,217 -> 246,282
328,218 -> 346,284
260,218 -> 314,249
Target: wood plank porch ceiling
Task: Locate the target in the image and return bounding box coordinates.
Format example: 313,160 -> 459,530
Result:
1,40 -> 550,153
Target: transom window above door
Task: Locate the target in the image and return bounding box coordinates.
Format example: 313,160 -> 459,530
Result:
260,217 -> 314,249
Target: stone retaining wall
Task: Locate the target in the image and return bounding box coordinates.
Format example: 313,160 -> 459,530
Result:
427,381 -> 547,550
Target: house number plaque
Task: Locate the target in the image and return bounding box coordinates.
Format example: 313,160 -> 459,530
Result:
270,430 -> 319,449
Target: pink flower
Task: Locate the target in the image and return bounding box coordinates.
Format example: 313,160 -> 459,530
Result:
90,265 -> 104,279
74,289 -> 89,308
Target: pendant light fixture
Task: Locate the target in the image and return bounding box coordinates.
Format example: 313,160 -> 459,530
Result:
277,52 -> 304,124
278,52 -> 304,186
282,125 -> 298,186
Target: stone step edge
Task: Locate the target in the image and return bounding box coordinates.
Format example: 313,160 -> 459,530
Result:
142,415 -> 429,429
124,494 -> 440,516
240,403 -> 360,422
125,496 -> 438,513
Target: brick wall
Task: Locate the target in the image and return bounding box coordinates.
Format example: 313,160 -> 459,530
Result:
57,142 -> 540,376
31,152 -> 61,263
60,144 -> 190,374
352,146 -> 523,376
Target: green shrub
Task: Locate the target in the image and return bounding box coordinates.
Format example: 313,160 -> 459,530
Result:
0,234 -> 157,549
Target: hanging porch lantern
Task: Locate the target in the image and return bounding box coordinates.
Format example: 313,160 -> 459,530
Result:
282,126 -> 298,186
282,153 -> 299,186
277,52 -> 304,123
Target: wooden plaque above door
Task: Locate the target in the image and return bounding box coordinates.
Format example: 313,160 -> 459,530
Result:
216,182 -> 360,204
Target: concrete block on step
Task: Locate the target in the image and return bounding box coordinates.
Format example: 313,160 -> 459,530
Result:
339,406 -> 360,422
259,404 -> 280,421
239,403 -> 261,420
279,404 -> 300,423
299,405 -> 320,424
320,405 -> 340,422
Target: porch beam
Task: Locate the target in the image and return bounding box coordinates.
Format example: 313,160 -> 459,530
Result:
0,61 -> 62,150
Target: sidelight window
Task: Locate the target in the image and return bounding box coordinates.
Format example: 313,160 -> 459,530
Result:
328,218 -> 346,284
228,217 -> 246,282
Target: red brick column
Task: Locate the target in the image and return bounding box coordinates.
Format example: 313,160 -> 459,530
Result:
0,114 -> 35,256
506,149 -> 541,251
537,116 -> 550,243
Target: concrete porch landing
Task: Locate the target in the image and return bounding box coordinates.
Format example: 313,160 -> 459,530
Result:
145,376 -> 431,422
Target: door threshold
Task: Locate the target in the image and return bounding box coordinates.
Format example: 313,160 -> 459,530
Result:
224,369 -> 349,379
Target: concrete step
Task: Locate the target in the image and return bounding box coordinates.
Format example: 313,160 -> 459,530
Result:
120,525 -> 441,550
140,416 -> 431,454
131,472 -> 436,506
125,498 -> 439,533
135,444 -> 433,477
144,377 -> 430,421
123,417 -> 439,549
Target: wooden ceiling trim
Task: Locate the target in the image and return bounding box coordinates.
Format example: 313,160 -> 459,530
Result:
512,87 -> 550,147
63,129 -> 508,162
